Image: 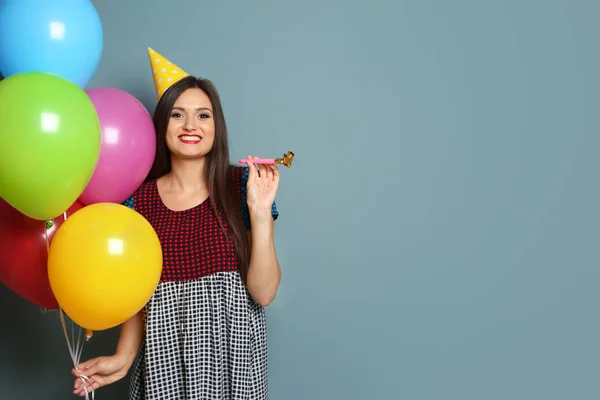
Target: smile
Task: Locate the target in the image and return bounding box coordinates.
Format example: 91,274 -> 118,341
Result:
178,135 -> 202,144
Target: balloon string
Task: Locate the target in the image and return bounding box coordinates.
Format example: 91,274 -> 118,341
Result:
45,213 -> 95,400
59,308 -> 95,399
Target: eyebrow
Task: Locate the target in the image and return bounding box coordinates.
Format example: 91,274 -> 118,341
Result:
172,107 -> 213,112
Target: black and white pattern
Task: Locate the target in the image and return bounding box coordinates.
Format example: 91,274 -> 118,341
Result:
128,271 -> 268,400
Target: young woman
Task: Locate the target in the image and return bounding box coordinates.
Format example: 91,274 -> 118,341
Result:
72,52 -> 282,399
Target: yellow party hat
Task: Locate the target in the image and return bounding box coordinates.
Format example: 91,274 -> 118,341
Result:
147,47 -> 190,100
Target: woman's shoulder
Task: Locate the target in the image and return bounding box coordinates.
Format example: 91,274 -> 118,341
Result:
122,179 -> 157,210
230,165 -> 249,191
133,179 -> 157,197
230,164 -> 248,180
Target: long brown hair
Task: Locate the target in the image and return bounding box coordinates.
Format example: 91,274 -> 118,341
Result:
146,76 -> 251,283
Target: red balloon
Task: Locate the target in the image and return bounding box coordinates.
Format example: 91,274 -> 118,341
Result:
0,198 -> 84,309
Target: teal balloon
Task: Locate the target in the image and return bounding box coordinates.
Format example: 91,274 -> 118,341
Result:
0,72 -> 101,220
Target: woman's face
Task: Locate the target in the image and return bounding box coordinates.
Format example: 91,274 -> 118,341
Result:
165,88 -> 216,159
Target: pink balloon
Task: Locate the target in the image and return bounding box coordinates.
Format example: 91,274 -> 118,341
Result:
79,88 -> 156,205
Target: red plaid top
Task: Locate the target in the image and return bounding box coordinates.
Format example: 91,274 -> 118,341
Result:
123,166 -> 278,283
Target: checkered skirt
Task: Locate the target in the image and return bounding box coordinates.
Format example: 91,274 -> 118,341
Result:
122,166 -> 278,400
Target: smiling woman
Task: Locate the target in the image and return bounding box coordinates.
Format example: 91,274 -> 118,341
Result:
71,48 -> 283,400
167,97 -> 213,146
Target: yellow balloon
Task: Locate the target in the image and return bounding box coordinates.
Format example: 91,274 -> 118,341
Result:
48,203 -> 162,331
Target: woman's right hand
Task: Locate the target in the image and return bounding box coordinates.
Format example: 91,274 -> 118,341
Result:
72,354 -> 131,397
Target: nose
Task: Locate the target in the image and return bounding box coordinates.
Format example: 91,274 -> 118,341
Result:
183,118 -> 198,132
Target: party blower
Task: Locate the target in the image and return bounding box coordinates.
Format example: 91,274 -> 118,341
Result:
238,151 -> 295,168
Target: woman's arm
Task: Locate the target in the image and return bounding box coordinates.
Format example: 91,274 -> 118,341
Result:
72,311 -> 144,396
115,310 -> 144,367
246,213 -> 281,306
243,158 -> 282,306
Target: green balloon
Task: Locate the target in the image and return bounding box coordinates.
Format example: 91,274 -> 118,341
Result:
0,72 -> 101,220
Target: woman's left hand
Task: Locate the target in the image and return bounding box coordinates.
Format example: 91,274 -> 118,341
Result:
245,155 -> 280,218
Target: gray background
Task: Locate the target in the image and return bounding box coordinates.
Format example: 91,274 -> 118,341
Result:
1,0 -> 599,399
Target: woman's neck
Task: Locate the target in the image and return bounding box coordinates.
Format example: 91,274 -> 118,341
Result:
164,157 -> 208,193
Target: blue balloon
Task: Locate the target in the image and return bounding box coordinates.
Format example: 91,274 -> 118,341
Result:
0,0 -> 103,88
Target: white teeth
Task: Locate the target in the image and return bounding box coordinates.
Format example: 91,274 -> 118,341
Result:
180,135 -> 201,141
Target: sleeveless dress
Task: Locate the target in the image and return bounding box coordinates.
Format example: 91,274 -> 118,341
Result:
122,166 -> 278,400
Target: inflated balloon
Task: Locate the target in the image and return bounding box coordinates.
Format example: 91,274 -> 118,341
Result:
0,72 -> 101,220
79,88 -> 156,205
48,203 -> 163,331
0,0 -> 103,88
0,199 -> 83,310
